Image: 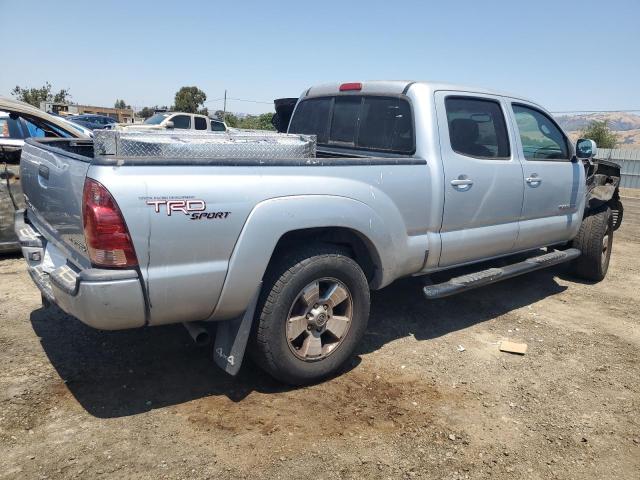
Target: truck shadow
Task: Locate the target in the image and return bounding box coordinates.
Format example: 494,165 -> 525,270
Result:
360,266 -> 568,356
30,265 -> 568,419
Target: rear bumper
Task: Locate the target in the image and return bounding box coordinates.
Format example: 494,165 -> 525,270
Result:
15,210 -> 146,330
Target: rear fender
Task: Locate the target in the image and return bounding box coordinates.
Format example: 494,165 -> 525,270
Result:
210,195 -> 402,321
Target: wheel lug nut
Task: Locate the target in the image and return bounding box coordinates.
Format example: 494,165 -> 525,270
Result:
323,305 -> 328,310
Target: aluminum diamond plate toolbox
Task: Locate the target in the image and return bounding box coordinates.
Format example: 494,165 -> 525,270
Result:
93,129 -> 316,159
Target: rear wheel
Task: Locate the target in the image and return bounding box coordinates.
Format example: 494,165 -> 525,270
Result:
570,205 -> 613,281
252,244 -> 370,385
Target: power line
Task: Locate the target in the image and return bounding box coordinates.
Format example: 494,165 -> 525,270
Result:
228,97 -> 273,105
205,96 -> 272,105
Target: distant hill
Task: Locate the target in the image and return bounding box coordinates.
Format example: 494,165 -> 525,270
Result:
554,112 -> 640,148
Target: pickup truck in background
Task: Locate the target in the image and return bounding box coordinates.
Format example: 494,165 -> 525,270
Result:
132,111 -> 227,132
16,81 -> 623,385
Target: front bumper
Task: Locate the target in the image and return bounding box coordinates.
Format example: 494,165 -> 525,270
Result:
15,210 -> 146,330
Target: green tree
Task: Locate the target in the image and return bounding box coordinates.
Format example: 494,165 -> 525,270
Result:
214,109 -> 239,127
214,111 -> 274,130
136,106 -> 155,119
224,113 -> 239,128
580,120 -> 618,149
173,86 -> 207,113
114,99 -> 130,109
11,82 -> 71,108
238,113 -> 275,131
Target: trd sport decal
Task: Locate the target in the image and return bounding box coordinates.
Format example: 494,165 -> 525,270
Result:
142,197 -> 230,220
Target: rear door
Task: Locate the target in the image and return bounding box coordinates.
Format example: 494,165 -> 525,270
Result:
435,92 -> 524,267
509,103 -> 585,249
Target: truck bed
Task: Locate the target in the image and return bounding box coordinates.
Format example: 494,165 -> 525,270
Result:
19,136 -> 432,330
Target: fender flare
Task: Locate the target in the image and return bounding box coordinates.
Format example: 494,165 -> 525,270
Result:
210,195 -> 402,320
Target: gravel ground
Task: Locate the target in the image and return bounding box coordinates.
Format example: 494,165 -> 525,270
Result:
1,197 -> 639,480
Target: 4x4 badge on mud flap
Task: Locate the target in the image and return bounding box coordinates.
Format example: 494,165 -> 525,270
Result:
144,198 -> 230,220
215,347 -> 235,366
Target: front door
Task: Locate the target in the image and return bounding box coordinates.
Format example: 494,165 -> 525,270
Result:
509,103 -> 585,250
435,92 -> 524,267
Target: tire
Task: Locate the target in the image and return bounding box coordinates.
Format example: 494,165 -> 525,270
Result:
570,205 -> 613,281
252,244 -> 370,385
41,294 -> 51,308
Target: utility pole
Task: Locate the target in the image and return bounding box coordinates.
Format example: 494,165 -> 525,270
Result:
223,90 -> 227,120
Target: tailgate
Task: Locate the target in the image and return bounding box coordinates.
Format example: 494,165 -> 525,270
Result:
20,138 -> 94,263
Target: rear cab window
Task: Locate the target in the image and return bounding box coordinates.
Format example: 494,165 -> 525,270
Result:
444,97 -> 510,159
288,98 -> 331,144
211,120 -> 226,132
289,95 -> 414,154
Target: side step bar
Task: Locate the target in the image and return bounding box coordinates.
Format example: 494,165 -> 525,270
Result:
423,248 -> 581,299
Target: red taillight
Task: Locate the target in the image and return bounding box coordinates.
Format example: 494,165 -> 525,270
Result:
82,178 -> 138,268
339,82 -> 362,91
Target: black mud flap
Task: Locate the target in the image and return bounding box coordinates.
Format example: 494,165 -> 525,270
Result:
213,284 -> 261,376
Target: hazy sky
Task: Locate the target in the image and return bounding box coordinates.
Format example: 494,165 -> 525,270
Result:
2,0 -> 639,115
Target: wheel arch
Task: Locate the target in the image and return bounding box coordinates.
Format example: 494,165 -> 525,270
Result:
210,195 -> 397,321
585,159 -> 623,230
270,226 -> 382,285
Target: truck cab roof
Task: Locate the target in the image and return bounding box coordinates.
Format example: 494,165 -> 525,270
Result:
304,80 -> 540,107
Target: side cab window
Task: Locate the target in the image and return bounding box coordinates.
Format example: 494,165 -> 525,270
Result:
171,114 -> 191,129
512,104 -> 569,161
194,116 -> 207,130
445,97 -> 510,159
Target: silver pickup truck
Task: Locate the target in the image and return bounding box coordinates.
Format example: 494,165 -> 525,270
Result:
15,81 -> 623,385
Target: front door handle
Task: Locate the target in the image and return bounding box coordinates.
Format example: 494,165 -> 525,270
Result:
525,174 -> 542,185
451,178 -> 474,188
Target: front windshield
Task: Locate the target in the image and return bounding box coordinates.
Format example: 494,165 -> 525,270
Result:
144,113 -> 170,125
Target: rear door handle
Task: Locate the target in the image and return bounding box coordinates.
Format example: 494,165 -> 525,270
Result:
38,164 -> 50,180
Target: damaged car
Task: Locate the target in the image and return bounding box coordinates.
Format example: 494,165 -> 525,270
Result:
1,97 -> 88,253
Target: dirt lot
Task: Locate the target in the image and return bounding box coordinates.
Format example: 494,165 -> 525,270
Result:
1,198 -> 639,480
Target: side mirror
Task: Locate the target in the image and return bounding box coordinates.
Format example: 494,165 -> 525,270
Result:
164,121 -> 175,129
576,138 -> 597,160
